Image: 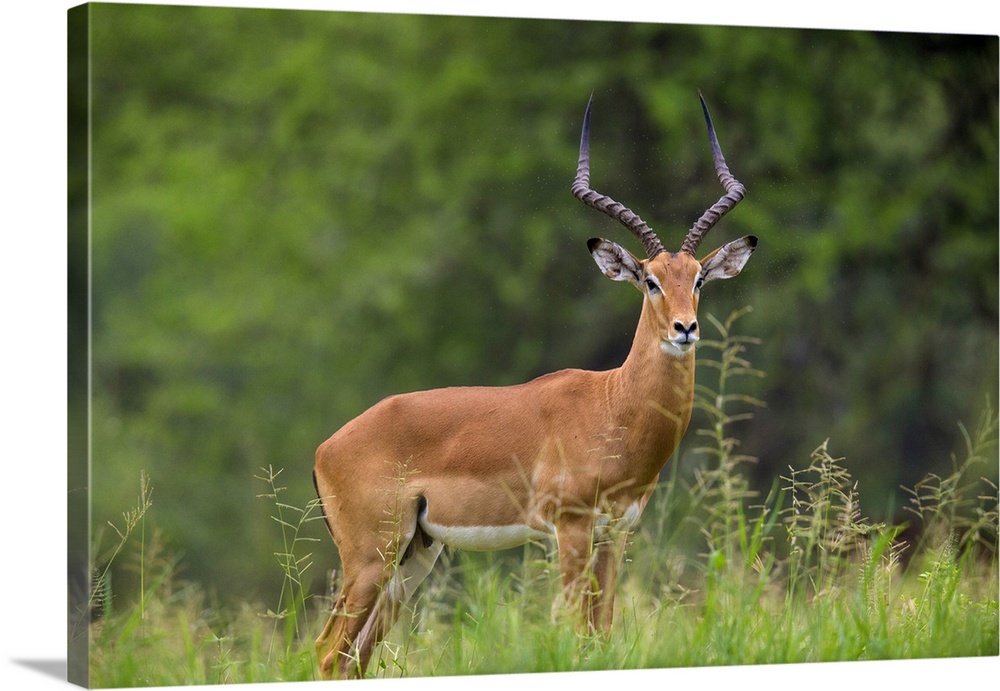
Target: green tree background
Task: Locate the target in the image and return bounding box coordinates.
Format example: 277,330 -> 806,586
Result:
75,4 -> 998,603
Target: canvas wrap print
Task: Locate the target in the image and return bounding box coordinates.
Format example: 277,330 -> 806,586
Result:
68,2 -> 999,687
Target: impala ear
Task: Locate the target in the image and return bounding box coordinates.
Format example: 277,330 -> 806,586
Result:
588,238 -> 643,287
699,235 -> 758,284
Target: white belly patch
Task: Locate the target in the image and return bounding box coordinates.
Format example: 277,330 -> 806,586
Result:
418,517 -> 553,551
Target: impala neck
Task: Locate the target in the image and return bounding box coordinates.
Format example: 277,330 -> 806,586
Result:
609,296 -> 696,475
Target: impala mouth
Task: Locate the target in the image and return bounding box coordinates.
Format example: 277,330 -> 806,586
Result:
661,336 -> 698,356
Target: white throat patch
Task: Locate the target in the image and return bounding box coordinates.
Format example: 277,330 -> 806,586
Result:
660,339 -> 697,357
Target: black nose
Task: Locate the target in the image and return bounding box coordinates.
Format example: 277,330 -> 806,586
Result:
673,320 -> 698,337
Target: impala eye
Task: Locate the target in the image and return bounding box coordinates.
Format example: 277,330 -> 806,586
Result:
644,277 -> 660,294
694,276 -> 705,292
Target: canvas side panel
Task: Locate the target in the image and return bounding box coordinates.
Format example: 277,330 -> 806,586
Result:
67,3 -> 91,688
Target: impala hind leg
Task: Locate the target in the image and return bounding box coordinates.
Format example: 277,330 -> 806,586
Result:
316,561 -> 385,679
352,534 -> 442,674
315,522 -> 442,678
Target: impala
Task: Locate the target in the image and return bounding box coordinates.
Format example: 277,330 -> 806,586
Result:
313,93 -> 756,679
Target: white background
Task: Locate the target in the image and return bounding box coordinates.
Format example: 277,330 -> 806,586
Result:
1,2 -> 997,690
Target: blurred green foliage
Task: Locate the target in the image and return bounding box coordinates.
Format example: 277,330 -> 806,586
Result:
74,3 -> 998,602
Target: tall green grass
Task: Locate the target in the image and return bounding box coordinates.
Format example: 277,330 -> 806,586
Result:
86,310 -> 999,685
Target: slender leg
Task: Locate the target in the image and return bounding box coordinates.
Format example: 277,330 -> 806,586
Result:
316,531 -> 443,679
314,588 -> 346,670
316,561 -> 385,679
554,513 -> 598,631
589,528 -> 628,633
352,537 -> 443,676
554,510 -> 630,636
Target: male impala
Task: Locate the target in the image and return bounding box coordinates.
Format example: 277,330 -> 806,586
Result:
313,93 -> 756,679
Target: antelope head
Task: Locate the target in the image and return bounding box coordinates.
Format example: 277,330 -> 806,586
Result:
573,94 -> 757,356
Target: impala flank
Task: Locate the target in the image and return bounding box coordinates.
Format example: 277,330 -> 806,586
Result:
313,93 -> 757,679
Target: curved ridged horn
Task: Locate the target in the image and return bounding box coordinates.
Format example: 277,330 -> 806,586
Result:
680,93 -> 746,256
572,95 -> 665,260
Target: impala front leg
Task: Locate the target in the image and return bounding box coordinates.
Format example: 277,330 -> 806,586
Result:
589,527 -> 628,633
554,513 -> 600,633
555,509 -> 630,636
